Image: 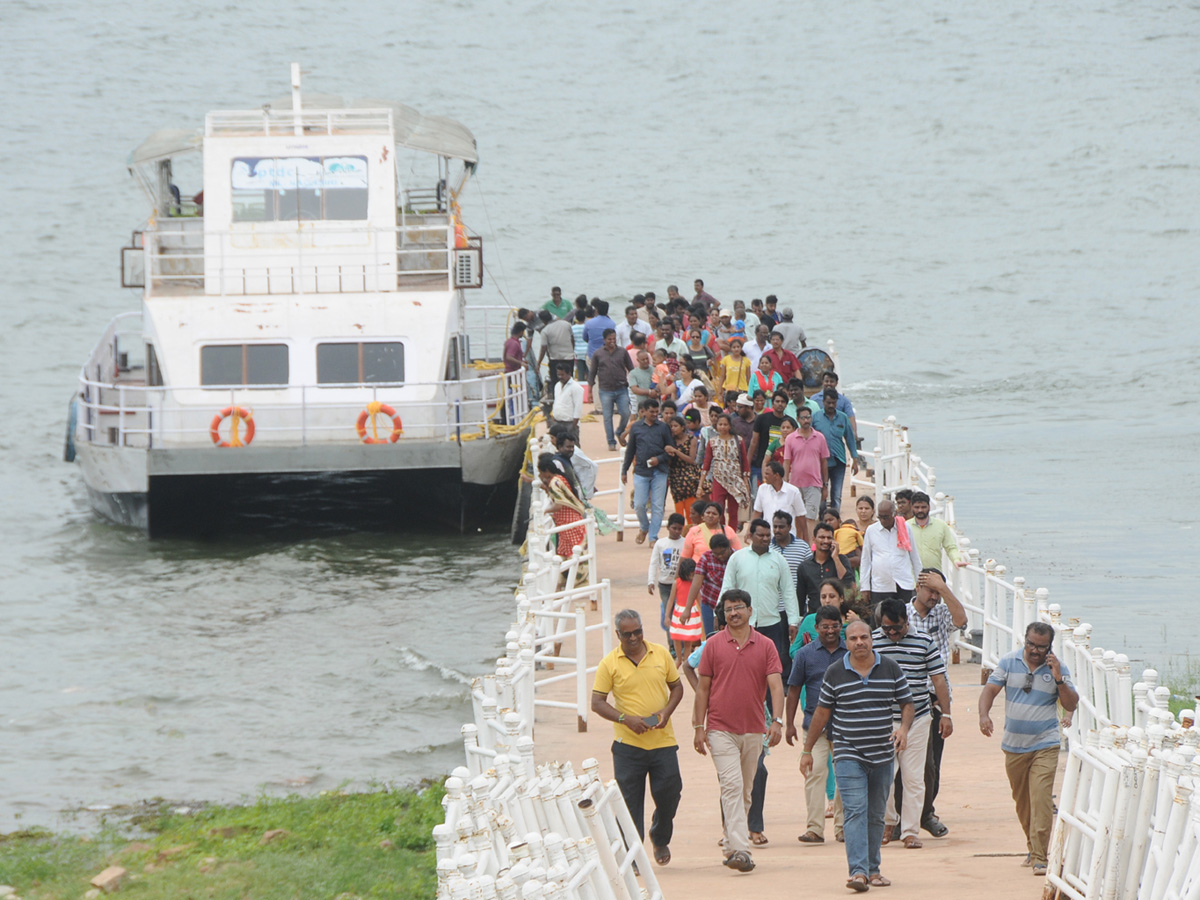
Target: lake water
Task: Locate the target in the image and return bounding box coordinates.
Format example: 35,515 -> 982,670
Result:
1,0 -> 1197,831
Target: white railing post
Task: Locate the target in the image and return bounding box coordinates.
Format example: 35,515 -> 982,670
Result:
575,606 -> 588,733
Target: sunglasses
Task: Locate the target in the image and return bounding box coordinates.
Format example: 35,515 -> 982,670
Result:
618,629 -> 643,639
1022,673 -> 1035,694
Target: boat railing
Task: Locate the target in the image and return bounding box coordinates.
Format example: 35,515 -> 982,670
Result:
130,219 -> 481,295
463,304 -> 521,362
75,363 -> 530,449
206,108 -> 394,137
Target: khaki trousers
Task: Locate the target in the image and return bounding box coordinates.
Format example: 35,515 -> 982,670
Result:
886,713 -> 931,840
803,729 -> 844,838
1004,746 -> 1059,865
708,731 -> 761,857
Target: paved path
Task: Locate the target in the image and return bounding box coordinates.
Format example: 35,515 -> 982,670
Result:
527,417 -> 1058,899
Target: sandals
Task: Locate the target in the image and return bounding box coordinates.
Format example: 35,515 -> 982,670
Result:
846,874 -> 870,892
880,825 -> 893,846
797,831 -> 825,843
750,832 -> 769,846
869,874 -> 891,887
723,850 -> 755,872
902,836 -> 923,849
653,844 -> 671,865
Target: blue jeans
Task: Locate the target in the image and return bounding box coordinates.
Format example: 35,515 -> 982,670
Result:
835,755 -> 894,878
827,460 -> 847,511
633,467 -> 669,540
599,389 -> 630,448
700,602 -> 716,636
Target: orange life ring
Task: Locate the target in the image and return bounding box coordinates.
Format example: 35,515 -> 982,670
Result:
356,401 -> 403,444
210,406 -> 255,447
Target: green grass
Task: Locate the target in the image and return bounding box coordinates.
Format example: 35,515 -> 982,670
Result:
0,783 -> 445,900
1158,654 -> 1200,719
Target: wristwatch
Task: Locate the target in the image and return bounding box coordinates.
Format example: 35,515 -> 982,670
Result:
617,713 -> 626,724
772,717 -> 783,725
1054,679 -> 1065,685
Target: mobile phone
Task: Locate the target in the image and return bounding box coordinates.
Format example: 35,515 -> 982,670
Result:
642,714 -> 660,727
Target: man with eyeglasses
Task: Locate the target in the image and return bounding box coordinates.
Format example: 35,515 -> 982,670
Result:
592,609 -> 685,868
872,600 -> 952,850
692,590 -> 785,873
978,622 -> 1079,877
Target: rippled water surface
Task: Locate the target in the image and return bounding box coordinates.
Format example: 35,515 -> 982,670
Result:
1,0 -> 1197,829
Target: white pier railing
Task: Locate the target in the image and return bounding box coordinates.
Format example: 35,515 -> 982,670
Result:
436,434 -> 662,900
848,415 -> 1200,900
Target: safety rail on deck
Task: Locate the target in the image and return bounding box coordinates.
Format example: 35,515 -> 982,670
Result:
435,432 -> 662,900
206,108 -> 394,136
127,220 -> 481,295
74,311 -> 528,447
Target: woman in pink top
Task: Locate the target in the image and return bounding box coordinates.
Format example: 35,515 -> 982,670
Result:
681,501 -> 743,560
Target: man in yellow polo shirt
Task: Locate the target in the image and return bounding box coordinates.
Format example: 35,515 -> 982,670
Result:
592,609 -> 685,867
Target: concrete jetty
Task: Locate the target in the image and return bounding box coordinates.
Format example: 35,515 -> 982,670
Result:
526,417 -> 1054,899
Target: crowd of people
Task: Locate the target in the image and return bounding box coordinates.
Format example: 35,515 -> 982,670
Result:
530,281 -> 1080,892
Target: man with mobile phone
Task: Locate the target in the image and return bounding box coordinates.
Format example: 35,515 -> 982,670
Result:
592,609 -> 685,868
978,622 -> 1079,877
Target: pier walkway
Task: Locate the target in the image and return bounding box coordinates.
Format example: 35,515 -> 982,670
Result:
527,417 -> 1054,900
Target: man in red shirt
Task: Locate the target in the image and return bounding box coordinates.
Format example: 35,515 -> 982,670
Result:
763,330 -> 802,383
692,589 -> 785,873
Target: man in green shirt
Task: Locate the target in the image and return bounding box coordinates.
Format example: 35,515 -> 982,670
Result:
720,518 -> 800,668
908,491 -> 965,570
542,286 -> 573,319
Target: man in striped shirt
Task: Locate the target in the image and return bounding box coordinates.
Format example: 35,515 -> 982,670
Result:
873,599 -> 953,850
979,622 -> 1078,876
801,620 -> 913,892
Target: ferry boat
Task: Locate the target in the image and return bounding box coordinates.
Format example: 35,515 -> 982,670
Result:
66,65 -> 531,536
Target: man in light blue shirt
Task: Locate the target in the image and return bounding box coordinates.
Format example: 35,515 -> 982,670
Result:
978,622 -> 1079,875
812,388 -> 861,513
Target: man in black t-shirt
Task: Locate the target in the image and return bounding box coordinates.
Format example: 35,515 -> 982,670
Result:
747,389 -> 791,491
796,522 -> 856,614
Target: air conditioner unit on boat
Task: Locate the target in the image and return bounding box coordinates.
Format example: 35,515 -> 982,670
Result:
454,247 -> 483,289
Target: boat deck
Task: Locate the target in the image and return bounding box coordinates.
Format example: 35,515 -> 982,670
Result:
527,416 -> 1059,900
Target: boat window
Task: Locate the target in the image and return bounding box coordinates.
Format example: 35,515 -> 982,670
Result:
200,344 -> 289,386
231,156 -> 368,222
445,336 -> 461,381
316,342 -> 405,384
146,343 -> 163,387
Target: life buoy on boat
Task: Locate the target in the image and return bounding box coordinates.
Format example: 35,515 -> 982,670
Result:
210,406 -> 255,447
356,402 -> 403,444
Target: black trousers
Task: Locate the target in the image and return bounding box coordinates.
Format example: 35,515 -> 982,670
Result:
756,616 -> 792,672
612,742 -> 683,848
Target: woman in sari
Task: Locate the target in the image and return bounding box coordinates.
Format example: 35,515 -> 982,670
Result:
664,415 -> 701,520
537,454 -> 588,565
701,412 -> 752,532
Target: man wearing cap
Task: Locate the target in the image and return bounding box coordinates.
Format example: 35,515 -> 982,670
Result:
731,393 -> 756,452
772,308 -> 807,354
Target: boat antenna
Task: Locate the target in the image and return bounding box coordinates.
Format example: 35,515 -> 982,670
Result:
291,62 -> 303,136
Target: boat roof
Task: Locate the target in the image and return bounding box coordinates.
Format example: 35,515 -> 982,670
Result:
129,97 -> 477,167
